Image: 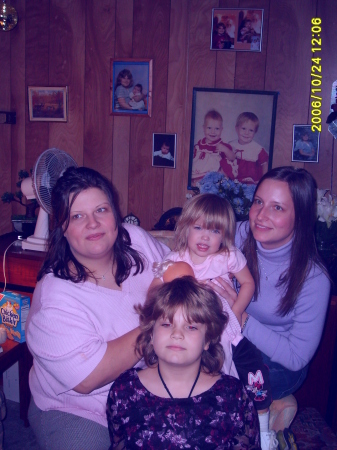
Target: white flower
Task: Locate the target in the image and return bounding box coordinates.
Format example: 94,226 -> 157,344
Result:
317,189 -> 337,227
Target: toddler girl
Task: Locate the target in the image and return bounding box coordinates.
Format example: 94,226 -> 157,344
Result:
107,277 -> 260,449
152,194 -> 278,450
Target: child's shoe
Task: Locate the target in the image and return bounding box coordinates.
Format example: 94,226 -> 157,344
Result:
276,428 -> 298,450
260,430 -> 279,450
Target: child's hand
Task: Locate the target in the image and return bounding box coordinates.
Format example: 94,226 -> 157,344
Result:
205,276 -> 237,307
216,142 -> 236,161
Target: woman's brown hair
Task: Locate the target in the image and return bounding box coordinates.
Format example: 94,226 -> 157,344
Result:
242,166 -> 328,316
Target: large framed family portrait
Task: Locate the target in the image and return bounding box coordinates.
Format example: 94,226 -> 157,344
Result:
110,58 -> 153,117
188,88 -> 278,190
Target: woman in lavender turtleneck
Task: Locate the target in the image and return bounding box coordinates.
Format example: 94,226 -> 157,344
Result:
235,166 -> 330,403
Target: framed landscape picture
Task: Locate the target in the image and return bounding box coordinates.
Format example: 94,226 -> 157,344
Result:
188,87 -> 278,190
110,58 -> 153,117
28,86 -> 68,122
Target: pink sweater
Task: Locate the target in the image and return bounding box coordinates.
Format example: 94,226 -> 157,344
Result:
26,224 -> 168,427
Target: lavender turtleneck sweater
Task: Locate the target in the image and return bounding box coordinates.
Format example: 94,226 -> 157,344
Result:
236,222 -> 330,371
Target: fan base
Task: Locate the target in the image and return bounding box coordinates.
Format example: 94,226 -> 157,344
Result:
22,236 -> 47,252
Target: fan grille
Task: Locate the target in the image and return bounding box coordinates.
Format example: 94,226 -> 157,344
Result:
33,148 -> 77,213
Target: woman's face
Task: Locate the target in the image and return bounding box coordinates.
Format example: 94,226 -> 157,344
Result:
249,179 -> 295,250
64,187 -> 118,264
120,75 -> 131,87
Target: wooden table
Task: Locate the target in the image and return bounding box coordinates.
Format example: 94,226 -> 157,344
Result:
0,232 -> 44,426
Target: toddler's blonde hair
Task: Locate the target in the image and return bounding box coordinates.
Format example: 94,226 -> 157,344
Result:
174,193 -> 236,256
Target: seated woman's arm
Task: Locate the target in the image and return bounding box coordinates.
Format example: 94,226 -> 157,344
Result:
74,327 -> 140,393
243,267 -> 330,371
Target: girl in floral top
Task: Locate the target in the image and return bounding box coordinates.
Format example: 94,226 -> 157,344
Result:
107,277 -> 260,449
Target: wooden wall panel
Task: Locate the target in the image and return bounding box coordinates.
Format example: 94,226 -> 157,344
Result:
49,0 -> 85,164
112,0 -> 134,217
183,0 -> 218,207
0,30 -> 11,235
162,0 -> 189,212
2,0 -> 337,235
128,0 -> 170,230
84,0 -> 115,178
10,0 -> 25,218
25,1 -> 50,171
265,0 -> 316,169
234,0 -> 269,90
215,0 -> 239,89
309,0 -> 337,192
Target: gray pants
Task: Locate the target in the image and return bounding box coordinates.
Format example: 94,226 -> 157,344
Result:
28,397 -> 111,450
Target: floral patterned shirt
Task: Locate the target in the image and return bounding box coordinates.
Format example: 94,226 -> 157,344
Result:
107,369 -> 260,449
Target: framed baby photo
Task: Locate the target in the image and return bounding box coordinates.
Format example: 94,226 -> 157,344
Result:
211,8 -> 263,52
28,86 -> 68,122
110,58 -> 153,117
187,87 -> 278,190
292,125 -> 320,163
152,133 -> 177,168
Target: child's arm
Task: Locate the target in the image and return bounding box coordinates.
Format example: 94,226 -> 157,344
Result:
217,142 -> 236,161
231,265 -> 255,325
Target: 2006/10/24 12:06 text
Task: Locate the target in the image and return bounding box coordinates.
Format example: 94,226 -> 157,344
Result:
310,17 -> 322,133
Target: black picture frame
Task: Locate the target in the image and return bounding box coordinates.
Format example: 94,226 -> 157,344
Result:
188,87 -> 278,190
292,125 -> 320,163
152,133 -> 177,169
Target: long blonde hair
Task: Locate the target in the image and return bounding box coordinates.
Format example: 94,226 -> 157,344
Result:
174,194 -> 236,256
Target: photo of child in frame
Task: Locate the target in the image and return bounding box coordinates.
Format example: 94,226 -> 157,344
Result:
188,88 -> 278,189
292,125 -> 319,163
152,133 -> 177,168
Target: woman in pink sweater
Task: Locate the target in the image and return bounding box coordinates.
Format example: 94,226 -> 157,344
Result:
26,167 -> 168,449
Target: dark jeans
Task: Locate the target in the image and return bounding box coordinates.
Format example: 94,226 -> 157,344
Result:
261,352 -> 309,400
232,337 -> 272,410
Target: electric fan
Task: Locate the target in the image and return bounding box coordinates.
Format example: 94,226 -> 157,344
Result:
21,148 -> 77,251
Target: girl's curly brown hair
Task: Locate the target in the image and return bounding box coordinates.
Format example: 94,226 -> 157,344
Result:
135,276 -> 228,374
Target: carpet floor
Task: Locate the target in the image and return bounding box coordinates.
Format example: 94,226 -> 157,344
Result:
3,400 -> 38,449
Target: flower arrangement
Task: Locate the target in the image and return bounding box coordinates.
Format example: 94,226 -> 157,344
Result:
195,171 -> 256,220
315,189 -> 337,256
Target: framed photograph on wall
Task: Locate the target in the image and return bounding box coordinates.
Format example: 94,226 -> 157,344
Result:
152,133 -> 177,168
110,58 -> 153,117
292,125 -> 320,163
28,86 -> 68,122
211,8 -> 263,52
188,87 -> 278,190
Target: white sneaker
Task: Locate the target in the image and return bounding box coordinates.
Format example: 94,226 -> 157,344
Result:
261,430 -> 279,450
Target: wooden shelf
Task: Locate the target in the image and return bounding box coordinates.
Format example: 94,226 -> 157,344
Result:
0,233 -> 45,291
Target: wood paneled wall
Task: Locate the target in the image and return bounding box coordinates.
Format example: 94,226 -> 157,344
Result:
1,0 -> 336,235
